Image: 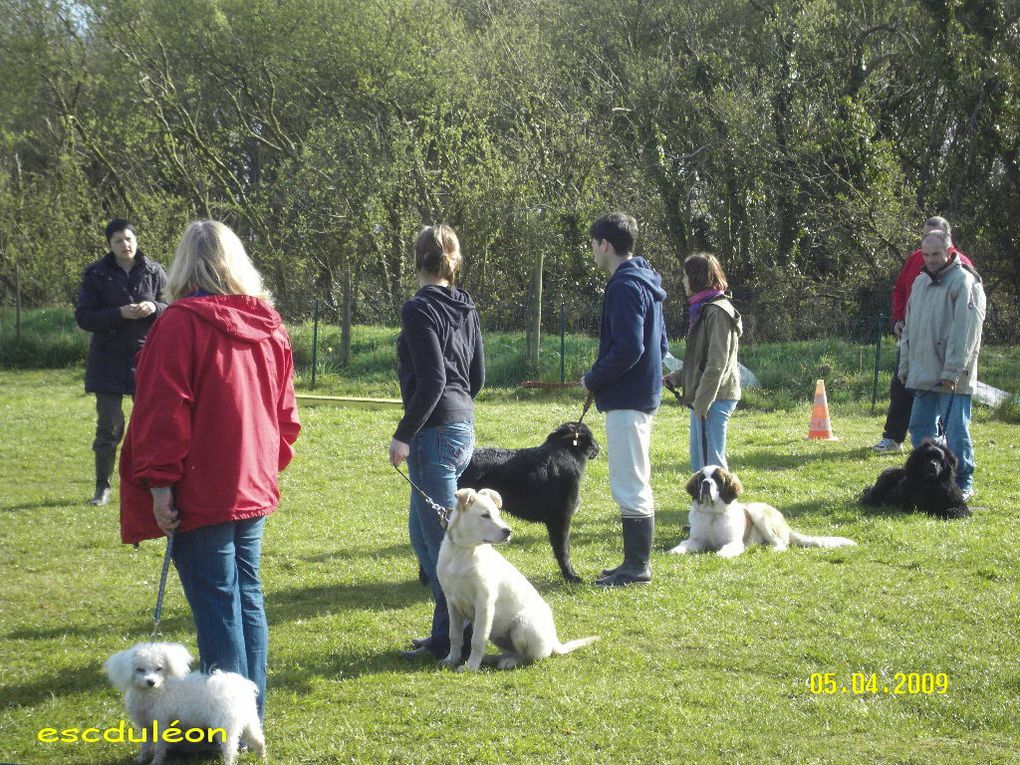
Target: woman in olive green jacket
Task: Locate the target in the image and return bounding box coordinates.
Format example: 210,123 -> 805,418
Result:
664,253 -> 742,472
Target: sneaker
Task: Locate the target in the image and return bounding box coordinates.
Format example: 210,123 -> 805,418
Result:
961,489 -> 973,502
872,438 -> 903,453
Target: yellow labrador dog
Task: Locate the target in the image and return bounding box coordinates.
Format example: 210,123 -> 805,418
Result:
437,488 -> 597,671
668,466 -> 855,558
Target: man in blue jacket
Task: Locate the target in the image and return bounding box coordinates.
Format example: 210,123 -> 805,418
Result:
581,213 -> 668,587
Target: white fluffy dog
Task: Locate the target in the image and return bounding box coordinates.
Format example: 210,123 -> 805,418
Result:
668,466 -> 856,558
437,488 -> 598,671
104,642 -> 265,765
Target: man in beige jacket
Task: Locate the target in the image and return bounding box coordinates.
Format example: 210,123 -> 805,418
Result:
899,229 -> 985,500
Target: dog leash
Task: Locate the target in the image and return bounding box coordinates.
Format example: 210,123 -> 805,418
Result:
393,464 -> 452,529
663,378 -> 684,404
151,533 -> 174,640
664,378 -> 709,468
913,384 -> 956,445
577,391 -> 595,424
936,393 -> 956,445
571,391 -> 596,446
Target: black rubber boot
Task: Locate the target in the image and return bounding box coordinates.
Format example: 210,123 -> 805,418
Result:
596,516 -> 653,587
88,451 -> 115,506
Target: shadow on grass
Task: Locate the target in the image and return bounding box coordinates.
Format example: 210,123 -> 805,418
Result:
1,497 -> 82,512
0,660 -> 109,709
738,446 -> 874,471
5,614 -> 195,642
267,580 -> 428,623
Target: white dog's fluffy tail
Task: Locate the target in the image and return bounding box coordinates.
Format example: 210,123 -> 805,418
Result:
552,636 -> 599,655
789,531 -> 855,548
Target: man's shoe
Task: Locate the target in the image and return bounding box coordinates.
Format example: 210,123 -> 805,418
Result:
872,438 -> 903,453
88,485 -> 111,506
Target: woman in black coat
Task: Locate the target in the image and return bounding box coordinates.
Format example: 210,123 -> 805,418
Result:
74,219 -> 167,505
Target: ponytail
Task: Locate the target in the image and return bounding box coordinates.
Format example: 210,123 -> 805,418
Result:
414,225 -> 462,283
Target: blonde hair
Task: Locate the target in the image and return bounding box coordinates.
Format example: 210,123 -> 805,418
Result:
167,221 -> 272,304
414,225 -> 462,283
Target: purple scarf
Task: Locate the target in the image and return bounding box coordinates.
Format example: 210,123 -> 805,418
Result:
687,289 -> 724,336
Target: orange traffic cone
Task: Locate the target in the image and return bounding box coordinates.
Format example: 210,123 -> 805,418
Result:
807,379 -> 838,440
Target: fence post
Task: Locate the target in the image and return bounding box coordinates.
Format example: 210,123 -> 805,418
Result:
527,250 -> 544,370
871,311 -> 884,414
311,298 -> 319,389
341,266 -> 352,367
559,302 -> 566,384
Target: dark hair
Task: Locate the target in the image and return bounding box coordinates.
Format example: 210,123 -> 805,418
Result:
683,252 -> 728,293
105,218 -> 135,243
589,212 -> 638,255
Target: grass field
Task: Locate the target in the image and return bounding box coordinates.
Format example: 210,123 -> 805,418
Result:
1,369 -> 1019,764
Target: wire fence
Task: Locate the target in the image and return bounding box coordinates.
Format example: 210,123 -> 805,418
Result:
284,294 -> 1020,403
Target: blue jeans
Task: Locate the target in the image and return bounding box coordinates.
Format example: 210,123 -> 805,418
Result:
907,391 -> 974,493
689,400 -> 739,473
172,516 -> 268,720
407,421 -> 474,657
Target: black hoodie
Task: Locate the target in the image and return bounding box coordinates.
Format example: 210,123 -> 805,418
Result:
394,285 -> 485,443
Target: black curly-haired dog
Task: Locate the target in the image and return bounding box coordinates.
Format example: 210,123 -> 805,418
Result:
456,422 -> 601,582
860,438 -> 971,519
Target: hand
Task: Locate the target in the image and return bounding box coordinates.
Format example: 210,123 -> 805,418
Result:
899,374 -> 907,385
663,371 -> 680,387
940,378 -> 957,392
120,304 -> 142,319
151,487 -> 179,535
893,320 -> 904,338
579,376 -> 589,392
389,438 -> 410,467
136,301 -> 156,317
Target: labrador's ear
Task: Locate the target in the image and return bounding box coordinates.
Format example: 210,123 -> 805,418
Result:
455,488 -> 475,511
719,470 -> 743,504
478,488 -> 503,509
685,472 -> 701,501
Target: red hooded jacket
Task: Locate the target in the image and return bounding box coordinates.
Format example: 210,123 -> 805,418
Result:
119,295 -> 301,544
891,246 -> 972,322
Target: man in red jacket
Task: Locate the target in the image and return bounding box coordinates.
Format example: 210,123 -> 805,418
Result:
873,216 -> 973,452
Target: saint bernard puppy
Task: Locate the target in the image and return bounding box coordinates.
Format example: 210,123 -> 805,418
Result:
668,466 -> 856,558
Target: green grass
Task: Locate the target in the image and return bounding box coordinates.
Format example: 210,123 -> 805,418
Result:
2,369 -> 1019,764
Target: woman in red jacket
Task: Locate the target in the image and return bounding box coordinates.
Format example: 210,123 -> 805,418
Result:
119,220 -> 300,721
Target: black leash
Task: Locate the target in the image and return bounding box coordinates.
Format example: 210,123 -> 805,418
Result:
663,379 -> 684,404
936,393 -> 956,445
699,412 -> 709,469
571,391 -> 596,446
664,378 -> 708,467
151,533 -> 174,640
393,464 -> 452,529
913,383 -> 956,445
577,391 -> 595,424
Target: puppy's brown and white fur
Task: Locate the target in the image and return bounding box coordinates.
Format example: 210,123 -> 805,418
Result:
437,488 -> 597,671
668,466 -> 855,558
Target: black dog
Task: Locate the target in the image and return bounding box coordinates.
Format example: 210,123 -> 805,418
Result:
860,439 -> 971,519
457,422 -> 600,582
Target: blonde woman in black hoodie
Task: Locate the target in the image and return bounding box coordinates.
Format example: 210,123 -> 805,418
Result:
389,225 -> 485,661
